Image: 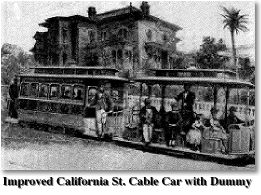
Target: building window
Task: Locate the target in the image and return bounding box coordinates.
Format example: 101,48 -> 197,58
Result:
118,28 -> 128,40
162,33 -> 168,42
146,29 -> 152,41
101,31 -> 107,41
117,49 -> 123,60
112,50 -> 117,64
89,30 -> 96,43
62,28 -> 68,43
125,50 -> 132,63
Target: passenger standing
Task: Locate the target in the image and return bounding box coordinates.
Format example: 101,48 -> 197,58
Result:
175,84 -> 196,134
206,107 -> 228,153
8,78 -> 19,122
165,101 -> 183,147
90,85 -> 113,137
140,99 -> 158,146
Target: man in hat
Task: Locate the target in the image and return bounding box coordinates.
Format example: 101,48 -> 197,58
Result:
165,100 -> 183,147
175,84 -> 195,113
140,98 -> 158,145
175,84 -> 196,135
90,85 -> 113,137
8,77 -> 19,122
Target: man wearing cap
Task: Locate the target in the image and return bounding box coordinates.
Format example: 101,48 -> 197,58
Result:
140,98 -> 158,145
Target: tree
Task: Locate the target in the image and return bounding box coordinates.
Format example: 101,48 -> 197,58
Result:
1,43 -> 34,85
221,7 -> 248,70
194,36 -> 227,69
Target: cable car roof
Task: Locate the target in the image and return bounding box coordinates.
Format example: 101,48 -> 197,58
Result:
30,66 -> 120,72
150,68 -> 237,78
135,76 -> 254,88
18,73 -> 129,82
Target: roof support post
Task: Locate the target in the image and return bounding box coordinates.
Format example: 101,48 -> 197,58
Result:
148,85 -> 152,99
225,86 -> 230,129
139,83 -> 143,110
213,85 -> 218,109
160,84 -> 166,112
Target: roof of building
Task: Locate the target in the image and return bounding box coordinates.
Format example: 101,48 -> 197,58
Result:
39,4 -> 182,31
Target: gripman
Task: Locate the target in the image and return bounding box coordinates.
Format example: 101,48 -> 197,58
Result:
57,177 -> 109,186
211,177 -> 252,189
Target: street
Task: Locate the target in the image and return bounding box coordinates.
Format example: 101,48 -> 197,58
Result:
1,124 -> 255,171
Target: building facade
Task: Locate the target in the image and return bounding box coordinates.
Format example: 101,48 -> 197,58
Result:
31,2 -> 182,74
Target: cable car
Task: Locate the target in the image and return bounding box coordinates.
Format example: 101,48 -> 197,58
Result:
129,68 -> 255,160
17,66 -> 129,137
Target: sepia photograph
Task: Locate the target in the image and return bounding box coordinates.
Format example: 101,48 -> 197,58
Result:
1,1 -> 255,170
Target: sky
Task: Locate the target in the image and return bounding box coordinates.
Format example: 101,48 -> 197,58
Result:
1,1 -> 255,53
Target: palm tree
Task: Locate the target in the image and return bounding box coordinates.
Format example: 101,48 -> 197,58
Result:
221,7 -> 248,71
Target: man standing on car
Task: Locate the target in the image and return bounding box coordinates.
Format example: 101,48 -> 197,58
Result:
8,77 -> 19,122
140,98 -> 158,146
175,83 -> 196,135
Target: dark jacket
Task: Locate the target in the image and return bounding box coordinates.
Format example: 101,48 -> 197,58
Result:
165,110 -> 182,126
90,92 -> 113,112
176,91 -> 195,111
9,83 -> 19,100
140,105 -> 158,125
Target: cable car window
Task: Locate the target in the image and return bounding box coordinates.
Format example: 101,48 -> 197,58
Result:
39,84 -> 48,98
87,87 -> 97,104
50,84 -> 60,99
20,83 -> 30,96
31,83 -> 39,97
73,86 -> 84,101
61,85 -> 72,99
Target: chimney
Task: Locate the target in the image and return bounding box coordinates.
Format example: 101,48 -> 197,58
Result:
88,7 -> 97,19
140,1 -> 150,15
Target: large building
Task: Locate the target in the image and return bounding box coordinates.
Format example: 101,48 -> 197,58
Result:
30,2 -> 182,74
